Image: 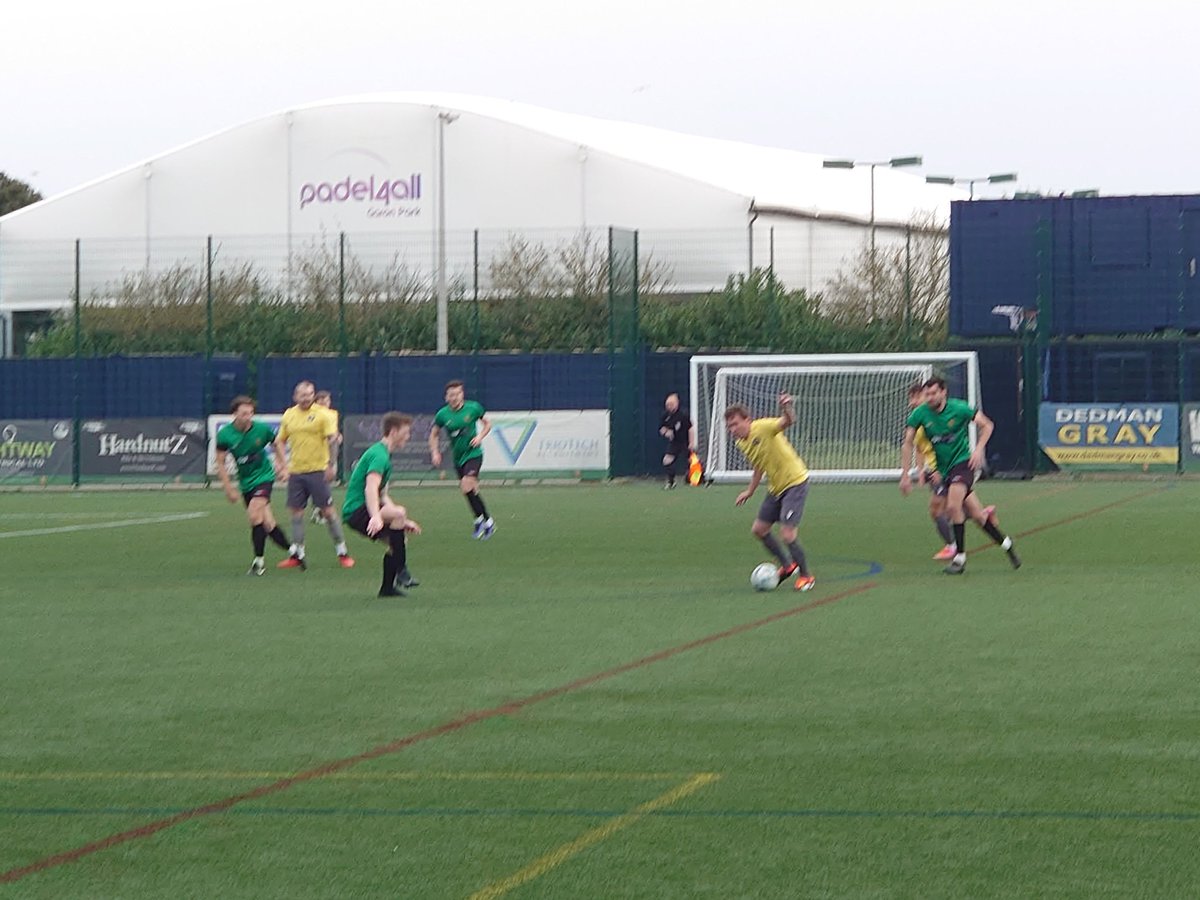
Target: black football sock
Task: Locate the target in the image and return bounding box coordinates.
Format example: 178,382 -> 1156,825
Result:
465,492 -> 483,518
981,521 -> 1007,545
268,526 -> 290,550
786,540 -> 809,576
759,533 -> 791,567
475,492 -> 490,519
251,524 -> 267,556
387,528 -> 407,573
664,463 -> 675,485
953,522 -> 966,556
381,553 -> 399,591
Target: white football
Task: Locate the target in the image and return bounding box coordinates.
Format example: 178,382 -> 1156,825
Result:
750,563 -> 780,592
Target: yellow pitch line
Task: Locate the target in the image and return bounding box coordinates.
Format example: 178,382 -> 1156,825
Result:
0,770 -> 681,783
468,772 -> 720,900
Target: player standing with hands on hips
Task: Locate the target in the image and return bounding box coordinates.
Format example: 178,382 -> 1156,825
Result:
725,392 -> 816,591
430,380 -> 496,539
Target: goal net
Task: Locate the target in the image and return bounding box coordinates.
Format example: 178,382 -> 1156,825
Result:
690,353 -> 981,483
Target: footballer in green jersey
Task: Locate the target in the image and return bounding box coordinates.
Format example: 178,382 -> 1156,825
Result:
899,377 -> 1020,575
344,412 -> 422,598
214,396 -> 293,575
429,380 -> 495,540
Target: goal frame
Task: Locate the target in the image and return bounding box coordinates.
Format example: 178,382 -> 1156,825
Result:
689,352 -> 981,483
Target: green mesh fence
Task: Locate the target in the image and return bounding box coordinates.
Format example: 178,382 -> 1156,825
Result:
608,228 -> 641,477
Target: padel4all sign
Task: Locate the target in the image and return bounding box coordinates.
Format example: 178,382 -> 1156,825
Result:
1039,404 -> 1178,472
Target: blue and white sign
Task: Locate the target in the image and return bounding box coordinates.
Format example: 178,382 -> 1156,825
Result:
1039,403 -> 1178,471
482,410 -> 609,475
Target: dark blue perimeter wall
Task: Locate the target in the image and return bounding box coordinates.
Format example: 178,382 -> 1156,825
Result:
951,194 -> 1200,337
0,350 -> 1046,473
0,352 -> 694,477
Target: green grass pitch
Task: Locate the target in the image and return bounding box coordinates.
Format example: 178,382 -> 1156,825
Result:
0,479 -> 1196,898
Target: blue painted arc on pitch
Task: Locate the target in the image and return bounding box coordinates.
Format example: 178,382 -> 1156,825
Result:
818,557 -> 884,582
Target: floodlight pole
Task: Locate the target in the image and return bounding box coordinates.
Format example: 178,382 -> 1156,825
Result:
436,111 -> 458,354
823,155 -> 922,317
926,172 -> 1018,201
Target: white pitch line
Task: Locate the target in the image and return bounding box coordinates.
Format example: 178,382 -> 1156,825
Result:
0,512 -> 208,538
0,512 -> 200,520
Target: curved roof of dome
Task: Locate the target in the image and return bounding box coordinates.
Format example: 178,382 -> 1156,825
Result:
4,92 -> 964,227
288,92 -> 965,225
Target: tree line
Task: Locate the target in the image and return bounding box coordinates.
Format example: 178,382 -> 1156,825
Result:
22,223 -> 950,357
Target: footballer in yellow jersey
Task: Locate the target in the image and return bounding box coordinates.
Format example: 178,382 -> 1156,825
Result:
724,393 -> 814,592
274,380 -> 354,570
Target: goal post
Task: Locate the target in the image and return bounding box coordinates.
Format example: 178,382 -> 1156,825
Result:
690,352 -> 981,483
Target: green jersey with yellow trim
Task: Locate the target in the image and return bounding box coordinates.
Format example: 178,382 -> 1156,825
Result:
906,398 -> 976,474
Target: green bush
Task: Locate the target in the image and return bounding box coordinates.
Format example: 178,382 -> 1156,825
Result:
24,234 -> 948,356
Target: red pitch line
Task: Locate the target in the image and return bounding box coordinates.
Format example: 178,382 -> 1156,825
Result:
970,484 -> 1165,554
0,582 -> 878,885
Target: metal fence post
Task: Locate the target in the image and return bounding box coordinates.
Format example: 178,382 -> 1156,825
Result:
337,231 -> 347,481
472,228 -> 480,385
204,235 -> 214,417
904,227 -> 913,349
1032,218 -> 1053,473
72,239 -> 81,487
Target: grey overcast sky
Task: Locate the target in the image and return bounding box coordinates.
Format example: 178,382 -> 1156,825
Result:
4,0 -> 1196,199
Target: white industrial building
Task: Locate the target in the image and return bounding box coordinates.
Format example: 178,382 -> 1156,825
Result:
0,92 -> 965,350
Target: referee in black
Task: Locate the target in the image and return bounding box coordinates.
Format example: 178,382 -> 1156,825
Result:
658,392 -> 695,489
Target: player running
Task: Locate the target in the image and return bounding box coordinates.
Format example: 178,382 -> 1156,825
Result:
214,396 -> 294,575
725,393 -> 815,591
905,382 -> 997,560
429,380 -> 495,539
900,376 -> 1020,575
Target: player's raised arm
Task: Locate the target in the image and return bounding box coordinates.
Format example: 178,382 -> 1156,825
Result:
771,393 -> 796,432
899,426 -> 917,495
969,410 -> 994,471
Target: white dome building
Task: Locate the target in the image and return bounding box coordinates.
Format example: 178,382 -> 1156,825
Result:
0,92 -> 965,349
